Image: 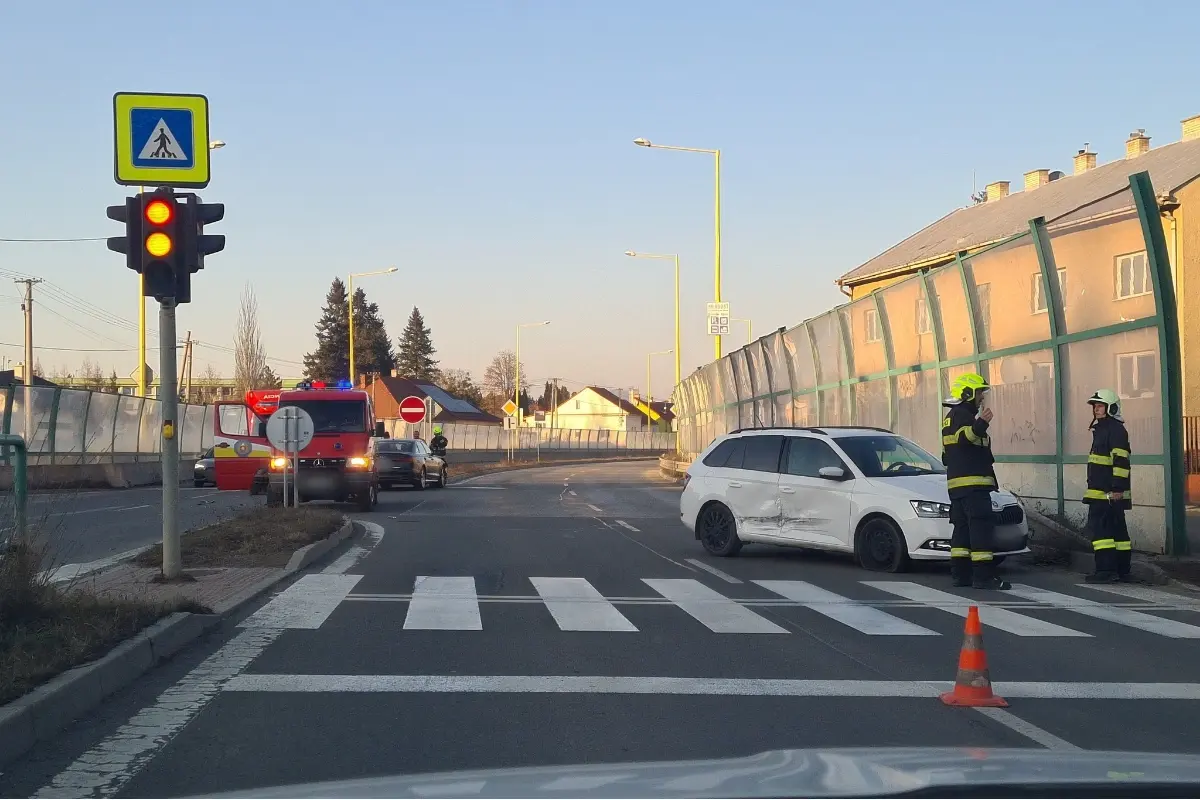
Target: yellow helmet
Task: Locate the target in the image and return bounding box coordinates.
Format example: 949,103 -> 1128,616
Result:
950,372 -> 990,403
433,425 -> 443,435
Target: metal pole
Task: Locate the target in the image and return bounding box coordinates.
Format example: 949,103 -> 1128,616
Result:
347,276 -> 356,386
514,324 -> 521,428
714,148 -> 722,361
19,278 -> 38,446
0,434 -> 27,542
673,255 -> 681,389
159,300 -> 181,578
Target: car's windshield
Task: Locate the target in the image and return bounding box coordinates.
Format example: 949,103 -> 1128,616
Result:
836,435 -> 945,476
376,440 -> 416,454
279,400 -> 366,434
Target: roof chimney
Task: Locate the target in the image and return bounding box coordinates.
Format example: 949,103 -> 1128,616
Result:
1023,169 -> 1050,191
1125,129 -> 1150,159
1073,145 -> 1097,175
985,181 -> 1010,202
1183,114 -> 1200,142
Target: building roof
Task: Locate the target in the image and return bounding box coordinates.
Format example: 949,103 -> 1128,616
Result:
837,137 -> 1200,287
579,386 -> 675,424
373,375 -> 501,424
0,370 -> 57,388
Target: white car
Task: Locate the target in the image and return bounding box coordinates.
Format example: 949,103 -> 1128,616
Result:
680,426 -> 1030,573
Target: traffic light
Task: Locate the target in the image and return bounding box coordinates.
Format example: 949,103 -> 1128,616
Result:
139,190 -> 184,302
106,196 -> 141,272
180,195 -> 225,273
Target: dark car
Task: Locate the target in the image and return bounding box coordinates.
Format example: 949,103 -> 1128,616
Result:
373,438 -> 446,490
193,447 -> 215,487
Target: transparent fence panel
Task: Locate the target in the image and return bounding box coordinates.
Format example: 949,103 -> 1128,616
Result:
730,349 -> 753,404
182,404 -> 207,454
764,332 -> 788,394
980,348 -> 1056,456
139,399 -> 163,455
200,405 -> 215,450
819,387 -> 850,426
113,396 -> 143,455
783,323 -> 816,392
84,391 -> 119,457
54,389 -> 91,459
1050,205 -> 1157,333
1063,328 -> 1163,456
844,298 -> 888,377
928,263 -> 975,360
745,343 -> 767,395
880,277 -> 940,369
961,235 -> 1050,352
895,369 -> 941,454
792,394 -> 816,426
810,312 -> 847,385
854,378 -> 890,429
8,387 -> 56,457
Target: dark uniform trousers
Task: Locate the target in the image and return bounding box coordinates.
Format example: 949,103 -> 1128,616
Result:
1089,503 -> 1132,577
949,490 -> 996,581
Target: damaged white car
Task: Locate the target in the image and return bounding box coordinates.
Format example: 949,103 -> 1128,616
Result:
679,426 -> 1030,573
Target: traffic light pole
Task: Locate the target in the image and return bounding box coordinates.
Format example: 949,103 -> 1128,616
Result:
159,299 -> 181,579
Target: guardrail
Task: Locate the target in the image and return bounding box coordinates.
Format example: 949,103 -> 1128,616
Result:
383,420 -> 676,452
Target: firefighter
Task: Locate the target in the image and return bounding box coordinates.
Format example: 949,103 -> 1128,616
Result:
1084,389 -> 1132,583
942,372 -> 1010,590
430,425 -> 449,457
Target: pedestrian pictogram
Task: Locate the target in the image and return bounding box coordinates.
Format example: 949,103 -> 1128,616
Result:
113,92 -> 210,188
138,119 -> 188,162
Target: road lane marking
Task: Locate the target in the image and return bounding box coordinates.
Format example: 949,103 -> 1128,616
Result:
594,518 -> 696,572
643,578 -> 786,634
448,486 -> 504,490
1076,583 -> 1200,612
530,577 -> 638,631
863,581 -> 1090,637
239,574 -> 363,629
569,490 -> 577,496
587,503 -> 603,512
615,520 -> 640,532
41,545 -> 150,583
222,675 -> 1200,699
685,558 -> 742,584
405,576 -> 482,630
322,520 -> 384,575
973,707 -> 1082,751
755,580 -> 937,635
1009,583 -> 1200,639
56,503 -> 152,516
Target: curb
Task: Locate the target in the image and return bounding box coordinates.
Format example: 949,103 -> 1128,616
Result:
1024,507 -> 1169,585
0,516 -> 355,769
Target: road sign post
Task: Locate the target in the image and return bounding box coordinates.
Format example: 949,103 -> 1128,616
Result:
159,300 -> 181,578
267,407 -> 315,508
706,302 -> 731,337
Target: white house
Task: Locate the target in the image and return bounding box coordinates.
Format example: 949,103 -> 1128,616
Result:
549,386 -> 674,432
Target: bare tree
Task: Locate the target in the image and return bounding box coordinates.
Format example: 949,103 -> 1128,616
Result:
482,350 -> 527,402
77,358 -> 108,392
234,283 -> 269,398
196,363 -> 223,403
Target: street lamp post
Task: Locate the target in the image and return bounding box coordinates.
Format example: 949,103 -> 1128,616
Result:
633,137 -> 722,361
624,251 -> 680,390
733,317 -> 752,344
348,267 -> 398,386
137,139 -> 227,398
646,349 -> 673,431
515,321 -> 550,427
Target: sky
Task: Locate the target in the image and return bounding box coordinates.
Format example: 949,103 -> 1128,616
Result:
3,0 -> 1200,399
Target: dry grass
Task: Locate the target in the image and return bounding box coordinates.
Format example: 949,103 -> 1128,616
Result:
133,506 -> 344,569
0,539 -> 204,706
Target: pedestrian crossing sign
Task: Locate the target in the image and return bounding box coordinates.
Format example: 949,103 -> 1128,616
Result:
113,92 -> 210,188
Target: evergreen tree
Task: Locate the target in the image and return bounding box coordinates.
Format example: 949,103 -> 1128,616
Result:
351,288 -> 396,380
302,278 -> 350,382
259,364 -> 284,389
395,306 -> 439,381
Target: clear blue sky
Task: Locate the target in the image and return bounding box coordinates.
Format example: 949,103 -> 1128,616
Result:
2,0 -> 1199,397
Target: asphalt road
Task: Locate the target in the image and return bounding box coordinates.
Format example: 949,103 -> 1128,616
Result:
7,461 -> 1200,797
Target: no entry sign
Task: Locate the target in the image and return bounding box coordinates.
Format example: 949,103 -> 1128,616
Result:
399,395 -> 427,424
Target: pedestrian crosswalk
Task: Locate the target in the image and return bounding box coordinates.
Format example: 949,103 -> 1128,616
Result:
342,576 -> 1200,640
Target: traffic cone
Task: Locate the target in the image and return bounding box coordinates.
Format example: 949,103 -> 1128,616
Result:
940,605 -> 1008,708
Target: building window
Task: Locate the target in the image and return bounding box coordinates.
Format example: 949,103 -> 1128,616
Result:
1117,350 -> 1157,399
916,296 -> 932,335
1031,269 -> 1066,313
1115,252 -> 1151,299
864,308 -> 882,343
575,399 -> 581,410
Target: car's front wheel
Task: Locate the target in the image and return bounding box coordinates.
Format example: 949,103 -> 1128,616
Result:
436,467 -> 447,488
856,516 -> 909,573
698,503 -> 742,557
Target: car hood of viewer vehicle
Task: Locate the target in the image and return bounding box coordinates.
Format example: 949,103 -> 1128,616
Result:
861,473 -> 1019,509
201,748 -> 1200,798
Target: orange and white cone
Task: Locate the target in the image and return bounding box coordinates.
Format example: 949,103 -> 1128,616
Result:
940,605 -> 1008,708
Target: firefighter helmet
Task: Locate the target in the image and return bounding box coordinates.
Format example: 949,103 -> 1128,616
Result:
1087,388 -> 1121,419
950,372 -> 990,403
433,425 -> 443,435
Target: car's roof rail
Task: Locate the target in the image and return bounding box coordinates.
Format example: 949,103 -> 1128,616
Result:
727,425 -> 894,436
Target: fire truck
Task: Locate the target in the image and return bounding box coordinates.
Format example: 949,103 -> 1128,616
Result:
212,381 -> 381,511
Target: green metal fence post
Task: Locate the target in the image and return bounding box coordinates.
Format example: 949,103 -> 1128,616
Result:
806,323 -> 823,426
836,311 -> 855,425
956,252 -> 982,376
46,387 -> 61,466
871,290 -> 897,430
1030,217 -> 1068,517
1,433 -> 28,541
79,390 -> 92,465
1130,171 -> 1188,556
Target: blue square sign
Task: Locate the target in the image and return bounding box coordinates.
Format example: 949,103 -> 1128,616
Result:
130,107 -> 195,170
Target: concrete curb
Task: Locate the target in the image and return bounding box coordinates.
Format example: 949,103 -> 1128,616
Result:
1024,507 -> 1169,585
0,515 -> 355,768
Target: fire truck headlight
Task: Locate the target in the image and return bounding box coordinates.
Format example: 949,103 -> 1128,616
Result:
348,456 -> 370,468
270,457 -> 288,470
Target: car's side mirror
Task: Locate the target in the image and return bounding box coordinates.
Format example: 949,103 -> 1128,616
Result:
256,422 -> 267,438
818,466 -> 847,480
375,421 -> 387,438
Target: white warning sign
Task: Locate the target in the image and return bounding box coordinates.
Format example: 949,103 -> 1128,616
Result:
137,119 -> 188,161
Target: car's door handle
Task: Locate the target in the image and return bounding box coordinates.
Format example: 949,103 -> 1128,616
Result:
728,481 -> 742,488
780,486 -> 796,494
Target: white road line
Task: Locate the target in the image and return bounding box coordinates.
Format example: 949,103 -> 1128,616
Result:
594,518 -> 697,572
529,577 -> 638,631
56,503 -> 152,516
974,707 -> 1082,751
42,545 -> 149,584
222,674 -> 1200,700
1077,583 -> 1200,612
756,580 -> 937,636
1009,583 -> 1200,639
644,578 -> 787,634
539,775 -> 634,792
322,521 -> 385,575
405,576 -> 482,630
615,520 -> 641,532
686,558 -> 743,584
448,486 -> 505,490
568,490 -> 577,496
587,503 -> 603,512
35,628 -> 282,798
239,574 -> 363,629
863,581 -> 1090,637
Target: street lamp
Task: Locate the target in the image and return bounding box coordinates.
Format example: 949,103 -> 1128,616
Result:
632,137 -> 722,361
625,250 -> 680,389
516,321 -> 550,426
138,138 -> 229,398
348,266 -> 398,385
733,317 -> 752,344
646,349 -> 673,430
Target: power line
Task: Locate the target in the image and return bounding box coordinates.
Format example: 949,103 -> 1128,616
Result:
0,236 -> 107,243
0,341 -> 143,352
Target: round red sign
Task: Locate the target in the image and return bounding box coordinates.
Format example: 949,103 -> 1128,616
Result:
399,395 -> 427,424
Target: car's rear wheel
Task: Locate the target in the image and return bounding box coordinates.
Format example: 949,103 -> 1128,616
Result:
698,503 -> 742,557
356,483 -> 377,511
856,516 -> 909,573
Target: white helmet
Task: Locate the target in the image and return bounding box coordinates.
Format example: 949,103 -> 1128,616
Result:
1087,388 -> 1122,420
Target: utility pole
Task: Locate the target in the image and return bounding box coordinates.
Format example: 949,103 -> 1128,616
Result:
178,331 -> 192,403
550,377 -> 560,430
15,278 -> 42,444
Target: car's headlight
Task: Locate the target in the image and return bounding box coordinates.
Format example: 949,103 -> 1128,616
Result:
348,456 -> 370,468
911,500 -> 951,518
270,456 -> 288,470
